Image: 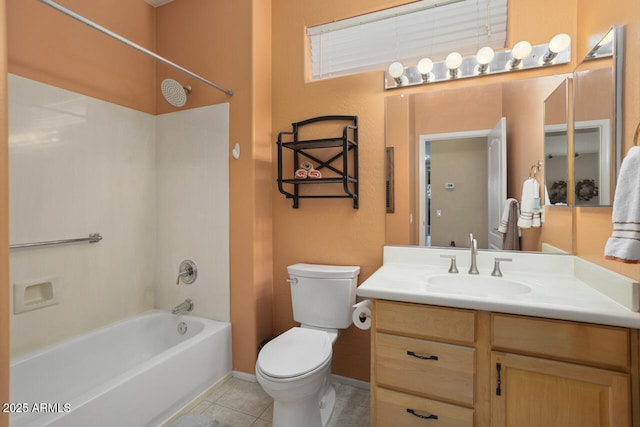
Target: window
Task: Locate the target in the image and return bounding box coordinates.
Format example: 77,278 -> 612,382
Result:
307,0 -> 507,80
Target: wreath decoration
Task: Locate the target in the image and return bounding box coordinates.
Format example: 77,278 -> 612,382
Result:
575,178 -> 599,201
549,180 -> 567,204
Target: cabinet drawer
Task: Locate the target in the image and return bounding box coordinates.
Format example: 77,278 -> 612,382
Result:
492,314 -> 630,370
376,300 -> 476,345
376,387 -> 474,427
375,333 -> 475,406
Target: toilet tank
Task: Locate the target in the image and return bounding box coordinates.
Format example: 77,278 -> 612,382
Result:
288,263 -> 360,329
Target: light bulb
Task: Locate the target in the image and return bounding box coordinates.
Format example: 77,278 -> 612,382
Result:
445,52 -> 462,79
549,33 -> 571,53
542,33 -> 571,64
388,62 -> 405,79
512,41 -> 532,60
476,47 -> 494,65
417,58 -> 434,74
507,41 -> 532,70
445,52 -> 463,69
475,47 -> 494,75
417,58 -> 434,83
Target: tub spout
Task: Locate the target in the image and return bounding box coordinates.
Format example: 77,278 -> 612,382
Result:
171,299 -> 193,315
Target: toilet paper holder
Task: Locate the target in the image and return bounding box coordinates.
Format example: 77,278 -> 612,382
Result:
352,300 -> 372,330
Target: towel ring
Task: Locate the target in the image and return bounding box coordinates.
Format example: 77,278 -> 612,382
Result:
634,122 -> 640,146
529,160 -> 542,178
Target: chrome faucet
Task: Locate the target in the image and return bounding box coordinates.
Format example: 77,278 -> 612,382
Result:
468,233 -> 479,275
171,299 -> 193,315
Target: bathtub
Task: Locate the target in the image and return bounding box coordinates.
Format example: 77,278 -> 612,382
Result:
10,310 -> 232,427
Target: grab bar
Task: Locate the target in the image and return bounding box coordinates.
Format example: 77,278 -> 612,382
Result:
10,233 -> 103,249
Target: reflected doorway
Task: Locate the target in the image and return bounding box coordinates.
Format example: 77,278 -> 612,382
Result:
419,118 -> 506,249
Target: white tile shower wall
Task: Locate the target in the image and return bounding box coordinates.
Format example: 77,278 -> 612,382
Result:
8,75 -> 231,357
8,74 -> 157,357
155,105 -> 230,322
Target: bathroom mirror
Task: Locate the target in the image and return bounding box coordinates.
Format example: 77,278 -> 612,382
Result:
544,79 -> 570,206
385,74 -> 570,252
572,25 -> 623,206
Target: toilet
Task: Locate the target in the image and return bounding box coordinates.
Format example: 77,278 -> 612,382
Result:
255,263 -> 360,427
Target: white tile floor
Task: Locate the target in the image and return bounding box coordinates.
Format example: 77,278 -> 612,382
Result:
166,376 -> 370,427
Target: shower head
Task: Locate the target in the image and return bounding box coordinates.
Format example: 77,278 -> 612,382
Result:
161,78 -> 192,107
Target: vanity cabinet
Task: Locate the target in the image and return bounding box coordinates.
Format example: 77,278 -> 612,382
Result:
372,300 -> 479,427
491,314 -> 631,427
370,301 -> 636,427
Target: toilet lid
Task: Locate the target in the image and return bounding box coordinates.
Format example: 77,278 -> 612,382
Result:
258,327 -> 332,378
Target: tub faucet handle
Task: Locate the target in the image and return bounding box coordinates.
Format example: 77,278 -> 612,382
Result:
440,255 -> 459,274
491,257 -> 512,277
176,260 -> 197,285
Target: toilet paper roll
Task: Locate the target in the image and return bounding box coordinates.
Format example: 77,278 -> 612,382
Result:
352,300 -> 371,330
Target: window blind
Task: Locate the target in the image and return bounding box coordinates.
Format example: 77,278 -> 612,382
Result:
307,0 -> 507,80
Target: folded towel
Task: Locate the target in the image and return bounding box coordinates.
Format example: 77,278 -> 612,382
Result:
604,146 -> 640,263
502,199 -> 521,251
300,161 -> 314,171
308,169 -> 322,179
294,168 -> 308,179
518,178 -> 542,228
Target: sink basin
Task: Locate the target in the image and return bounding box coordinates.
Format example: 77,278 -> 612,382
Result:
425,275 -> 532,297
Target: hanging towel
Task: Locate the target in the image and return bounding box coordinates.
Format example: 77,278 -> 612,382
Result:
604,146 -> 640,263
499,198 -> 521,250
517,178 -> 542,228
499,198 -> 519,233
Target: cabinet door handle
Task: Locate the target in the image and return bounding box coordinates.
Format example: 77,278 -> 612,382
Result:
406,408 -> 438,420
407,351 -> 438,361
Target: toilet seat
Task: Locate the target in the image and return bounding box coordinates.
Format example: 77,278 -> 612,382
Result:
258,327 -> 332,379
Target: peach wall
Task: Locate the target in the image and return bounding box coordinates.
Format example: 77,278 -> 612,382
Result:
272,0 -> 407,381
0,0 -> 8,423
7,0 -> 157,114
156,0 -> 273,374
385,95 -> 412,245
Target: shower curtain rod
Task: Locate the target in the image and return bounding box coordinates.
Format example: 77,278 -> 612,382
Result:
37,0 -> 234,97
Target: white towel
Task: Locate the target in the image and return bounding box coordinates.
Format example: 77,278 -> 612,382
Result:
517,178 -> 542,228
604,146 -> 640,263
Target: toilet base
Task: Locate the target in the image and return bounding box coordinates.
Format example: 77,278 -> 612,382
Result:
272,383 -> 336,427
319,384 -> 336,426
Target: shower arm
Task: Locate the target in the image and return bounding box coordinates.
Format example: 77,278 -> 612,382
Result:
37,0 -> 234,97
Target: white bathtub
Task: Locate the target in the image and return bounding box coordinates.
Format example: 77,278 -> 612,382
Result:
10,310 -> 232,427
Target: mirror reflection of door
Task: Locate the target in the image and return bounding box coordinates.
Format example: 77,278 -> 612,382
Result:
574,120 -> 611,205
418,118 -> 506,249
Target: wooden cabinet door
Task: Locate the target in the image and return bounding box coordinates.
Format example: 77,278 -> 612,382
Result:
491,352 -> 630,427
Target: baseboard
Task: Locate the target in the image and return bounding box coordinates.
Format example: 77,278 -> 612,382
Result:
332,374 -> 370,390
232,369 -> 258,383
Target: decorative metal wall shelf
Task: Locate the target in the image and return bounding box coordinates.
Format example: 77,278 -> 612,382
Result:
277,116 -> 359,208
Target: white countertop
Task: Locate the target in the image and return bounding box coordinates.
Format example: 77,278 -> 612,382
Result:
356,246 -> 640,329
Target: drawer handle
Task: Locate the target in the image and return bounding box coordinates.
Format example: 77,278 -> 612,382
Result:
407,350 -> 439,361
406,408 -> 438,420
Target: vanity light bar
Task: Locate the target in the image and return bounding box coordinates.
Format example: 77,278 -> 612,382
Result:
384,41 -> 571,90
